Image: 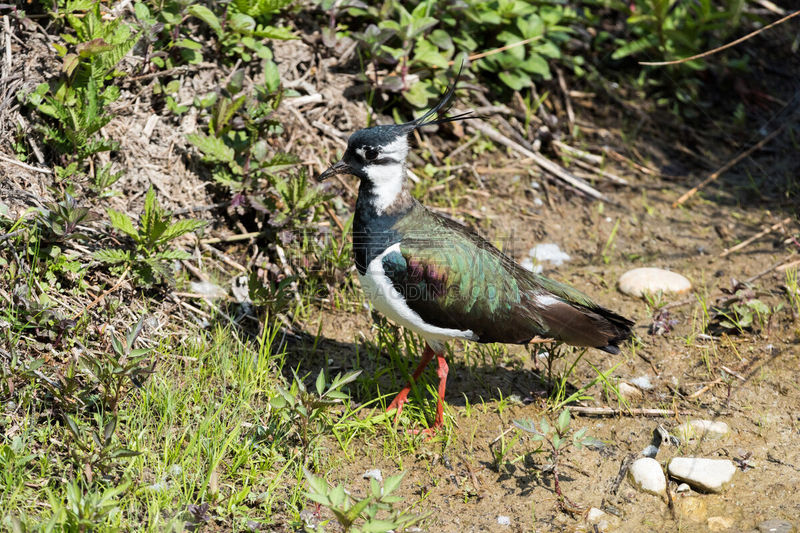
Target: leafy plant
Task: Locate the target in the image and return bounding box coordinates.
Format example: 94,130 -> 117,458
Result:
65,413 -> 140,484
514,409 -> 596,512
341,0 -> 576,108
187,69 -> 290,194
710,280 -> 772,334
94,186 -> 205,286
612,0 -> 749,114
46,479 -> 130,530
37,193 -> 94,244
271,368 -> 362,453
304,469 -> 424,533
79,316 -> 155,413
22,1 -> 137,166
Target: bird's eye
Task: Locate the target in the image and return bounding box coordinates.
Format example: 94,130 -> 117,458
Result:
364,147 -> 379,161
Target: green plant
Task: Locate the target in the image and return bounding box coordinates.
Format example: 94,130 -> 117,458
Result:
612,0 -> 749,114
514,409 -> 596,511
64,414 -> 140,484
304,469 -> 424,533
342,0 -> 576,108
79,316 -> 154,413
48,479 -> 130,530
271,368 -> 362,455
94,186 -> 205,286
186,69 -> 291,194
37,193 -> 94,244
710,280 -> 772,334
90,163 -> 125,197
22,2 -> 137,167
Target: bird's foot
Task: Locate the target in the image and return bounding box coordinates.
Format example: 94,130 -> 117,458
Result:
386,388 -> 411,421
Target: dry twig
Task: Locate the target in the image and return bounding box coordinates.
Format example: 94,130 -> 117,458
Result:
672,125 -> 785,208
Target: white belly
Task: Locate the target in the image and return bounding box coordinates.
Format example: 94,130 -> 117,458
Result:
358,243 -> 476,349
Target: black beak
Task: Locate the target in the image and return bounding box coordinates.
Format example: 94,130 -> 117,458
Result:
317,160 -> 353,181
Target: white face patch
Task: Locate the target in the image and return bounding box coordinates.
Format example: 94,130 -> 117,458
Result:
362,137 -> 409,214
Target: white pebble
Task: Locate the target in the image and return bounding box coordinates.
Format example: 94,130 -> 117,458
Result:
676,483 -> 691,493
628,457 -> 666,495
529,243 -> 570,265
668,457 -> 736,493
587,508 -> 606,522
190,281 -> 227,299
497,515 -> 511,526
362,469 -> 382,482
618,267 -> 692,298
674,420 -> 730,443
630,376 -> 654,390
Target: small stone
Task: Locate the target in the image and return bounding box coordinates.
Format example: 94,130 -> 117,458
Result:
674,420 -> 730,442
619,382 -> 643,400
362,469 -> 382,482
678,496 -> 707,522
707,516 -> 735,531
628,457 -> 666,495
641,444 -> 659,458
587,508 -> 606,523
522,243 -> 571,273
676,483 -> 691,493
497,515 -> 511,526
758,519 -> 794,533
668,457 -> 736,493
630,376 -> 654,390
618,267 -> 692,298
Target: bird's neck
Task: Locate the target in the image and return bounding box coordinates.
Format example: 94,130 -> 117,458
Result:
359,162 -> 414,216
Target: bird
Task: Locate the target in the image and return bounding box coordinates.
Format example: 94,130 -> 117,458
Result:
317,75 -> 633,433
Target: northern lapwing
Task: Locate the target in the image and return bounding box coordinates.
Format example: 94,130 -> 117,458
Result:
318,77 -> 633,433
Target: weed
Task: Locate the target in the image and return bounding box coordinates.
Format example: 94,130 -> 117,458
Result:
514,409 -> 596,511
64,414 -> 140,484
612,0 -> 749,115
304,469 -> 424,532
37,192 -> 94,244
271,368 -> 362,460
94,186 -> 205,286
21,2 -> 136,171
79,316 -> 155,413
710,280 -> 772,334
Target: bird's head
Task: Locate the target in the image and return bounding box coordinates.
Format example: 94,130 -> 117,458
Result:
317,65 -> 473,188
316,122 -> 415,183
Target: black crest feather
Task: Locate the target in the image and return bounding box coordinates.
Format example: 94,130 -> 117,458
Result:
405,62 -> 476,129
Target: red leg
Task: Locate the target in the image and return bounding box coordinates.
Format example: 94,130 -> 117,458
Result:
431,351 -> 449,430
386,344 -> 436,420
411,350 -> 449,436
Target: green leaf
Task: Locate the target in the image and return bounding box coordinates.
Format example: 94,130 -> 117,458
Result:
413,38 -> 450,69
106,209 -> 138,239
175,38 -> 203,50
187,133 -> 235,163
187,5 -> 223,38
557,409 -> 571,433
382,472 -> 405,496
158,219 -> 205,244
403,80 -> 437,108
94,248 -> 130,264
363,519 -> 401,532
315,370 -> 326,397
513,419 -> 538,434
